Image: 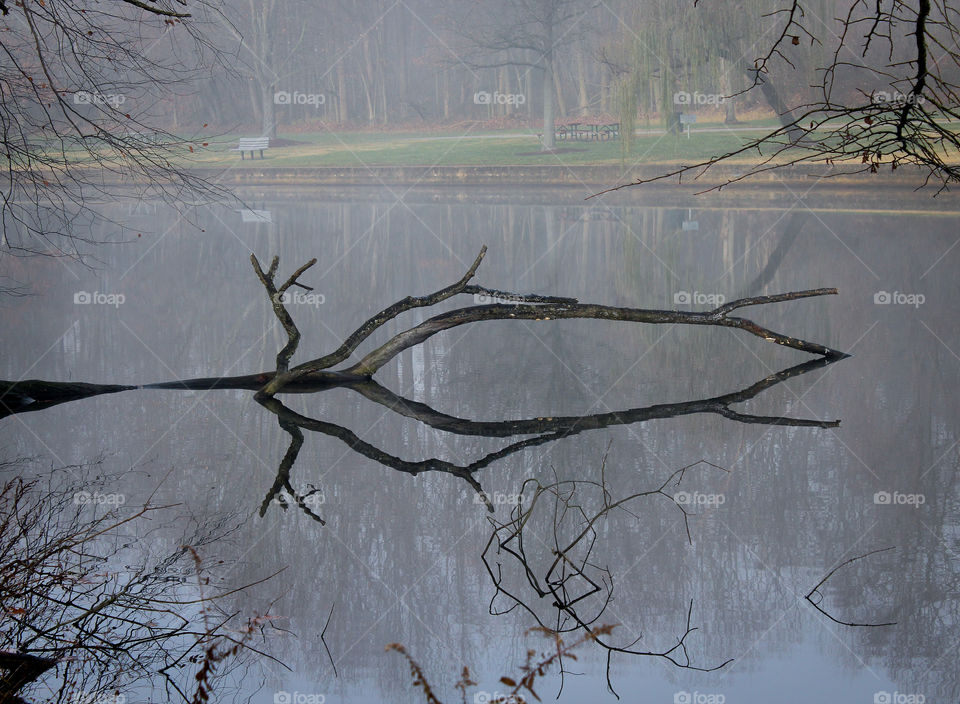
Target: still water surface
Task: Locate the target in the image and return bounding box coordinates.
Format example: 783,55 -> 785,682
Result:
2,187 -> 958,703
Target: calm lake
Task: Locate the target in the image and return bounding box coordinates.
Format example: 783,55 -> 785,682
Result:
3,186 -> 958,704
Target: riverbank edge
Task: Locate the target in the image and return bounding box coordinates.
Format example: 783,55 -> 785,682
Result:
173,163 -> 934,190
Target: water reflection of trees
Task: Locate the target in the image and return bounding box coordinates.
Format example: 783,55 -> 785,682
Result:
230,202 -> 958,701
235,244 -> 843,523
5,198 -> 960,700
0,463 -> 282,704
226,246 -> 866,693
254,356 -> 841,520
2,237 -> 857,698
480,461 -> 737,696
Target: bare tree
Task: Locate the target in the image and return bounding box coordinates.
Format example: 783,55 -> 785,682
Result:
0,462 -> 283,704
0,250 -> 863,701
480,457 -> 899,697
243,354 -> 841,521
0,0 -> 229,259
244,247 -> 845,399
0,358 -> 845,522
442,0 -> 598,150
601,0 -> 960,193
218,0 -> 317,138
387,459 -> 725,702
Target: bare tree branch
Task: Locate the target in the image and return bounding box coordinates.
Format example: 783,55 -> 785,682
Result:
249,248 -> 845,399
805,547 -> 898,627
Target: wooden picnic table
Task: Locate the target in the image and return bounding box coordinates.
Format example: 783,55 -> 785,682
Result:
556,120 -> 620,141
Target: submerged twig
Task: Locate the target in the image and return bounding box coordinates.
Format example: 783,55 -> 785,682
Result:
805,547 -> 897,627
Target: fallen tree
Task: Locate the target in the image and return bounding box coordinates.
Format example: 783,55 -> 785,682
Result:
246,246 -> 847,397
238,246 -> 848,519
0,246 -> 847,419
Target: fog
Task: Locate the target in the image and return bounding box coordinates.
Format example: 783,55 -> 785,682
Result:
2,3 -> 959,704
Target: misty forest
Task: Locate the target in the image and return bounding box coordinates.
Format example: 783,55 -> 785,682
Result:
1,1 -> 958,703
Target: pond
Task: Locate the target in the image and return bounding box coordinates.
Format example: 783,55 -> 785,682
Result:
2,186 -> 958,704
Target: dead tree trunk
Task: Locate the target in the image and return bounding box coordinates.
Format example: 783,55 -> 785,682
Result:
249,246 -> 847,397
1,247 -> 847,421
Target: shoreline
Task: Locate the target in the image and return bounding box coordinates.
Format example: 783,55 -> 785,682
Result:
150,163 -> 960,212
181,163 -> 933,190
72,161 -> 960,211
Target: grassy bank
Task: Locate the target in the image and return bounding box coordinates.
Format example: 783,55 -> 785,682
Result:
188,121 -> 783,169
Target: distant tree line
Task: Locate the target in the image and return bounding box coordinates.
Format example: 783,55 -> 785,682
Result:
156,0 -> 826,134
3,0 -> 959,257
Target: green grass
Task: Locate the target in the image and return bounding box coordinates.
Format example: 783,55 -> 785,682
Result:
46,117 -> 960,170
190,127 -> 775,169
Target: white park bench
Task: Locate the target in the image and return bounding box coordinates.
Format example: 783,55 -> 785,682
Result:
233,137 -> 270,159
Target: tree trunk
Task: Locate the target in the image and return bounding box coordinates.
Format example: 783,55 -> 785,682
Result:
576,50 -> 590,116
0,651 -> 58,700
442,70 -> 450,120
724,95 -> 738,123
719,56 -> 738,123
261,84 -> 277,139
249,0 -> 277,139
377,31 -> 388,125
0,380 -> 135,419
246,77 -> 261,130
542,53 -> 556,150
337,60 -> 349,124
741,62 -> 803,143
553,57 -> 566,119
360,35 -> 376,125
